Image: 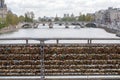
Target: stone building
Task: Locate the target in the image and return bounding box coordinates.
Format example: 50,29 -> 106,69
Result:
95,7 -> 120,24
107,7 -> 120,24
0,0 -> 7,19
95,10 -> 105,24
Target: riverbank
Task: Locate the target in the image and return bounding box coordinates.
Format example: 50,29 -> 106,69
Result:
0,24 -> 21,34
0,26 -> 18,34
99,26 -> 118,33
97,25 -> 120,37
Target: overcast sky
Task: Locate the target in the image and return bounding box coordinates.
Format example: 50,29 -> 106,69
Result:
5,0 -> 120,18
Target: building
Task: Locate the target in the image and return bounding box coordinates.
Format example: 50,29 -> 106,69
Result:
95,10 -> 105,24
64,13 -> 69,18
71,13 -> 74,18
0,0 -> 7,19
106,7 -> 120,24
95,7 -> 120,24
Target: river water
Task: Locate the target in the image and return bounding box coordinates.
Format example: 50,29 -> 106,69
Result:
0,24 -> 119,44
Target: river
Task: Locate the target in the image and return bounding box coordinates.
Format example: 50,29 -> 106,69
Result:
0,24 -> 119,44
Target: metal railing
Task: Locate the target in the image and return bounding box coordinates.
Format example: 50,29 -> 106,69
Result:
0,76 -> 120,80
0,38 -> 120,44
0,38 -> 120,80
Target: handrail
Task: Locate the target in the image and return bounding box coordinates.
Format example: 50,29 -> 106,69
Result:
0,38 -> 120,80
0,38 -> 120,44
0,37 -> 120,40
0,75 -> 120,79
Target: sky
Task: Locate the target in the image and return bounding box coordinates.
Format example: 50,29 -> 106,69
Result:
5,0 -> 120,19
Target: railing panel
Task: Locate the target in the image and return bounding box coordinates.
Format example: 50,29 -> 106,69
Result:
0,38 -> 120,80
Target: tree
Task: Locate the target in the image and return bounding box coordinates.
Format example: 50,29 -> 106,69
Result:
62,17 -> 76,22
12,14 -> 19,25
78,14 -> 86,21
78,14 -> 93,22
0,10 -> 30,29
19,15 -> 25,22
30,11 -> 34,20
24,11 -> 35,22
0,17 -> 6,29
54,14 -> 60,22
6,12 -> 19,25
6,12 -> 13,25
85,15 -> 93,21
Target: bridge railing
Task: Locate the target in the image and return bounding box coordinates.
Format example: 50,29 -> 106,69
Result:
0,38 -> 120,80
0,38 -> 120,44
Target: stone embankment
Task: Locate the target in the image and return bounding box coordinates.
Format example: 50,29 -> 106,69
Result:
0,23 -> 22,34
99,26 -> 118,33
116,32 -> 120,37
97,24 -> 120,37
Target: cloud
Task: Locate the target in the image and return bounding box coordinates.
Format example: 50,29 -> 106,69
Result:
5,0 -> 120,19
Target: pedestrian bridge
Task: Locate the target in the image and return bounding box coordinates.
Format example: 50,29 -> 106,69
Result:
0,38 -> 120,80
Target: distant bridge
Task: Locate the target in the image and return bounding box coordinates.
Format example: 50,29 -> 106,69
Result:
38,22 -> 98,28
18,22 -> 99,29
17,22 -> 39,28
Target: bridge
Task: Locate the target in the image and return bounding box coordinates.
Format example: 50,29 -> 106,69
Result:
21,22 -> 98,29
17,22 -> 39,28
0,38 -> 120,80
51,22 -> 98,28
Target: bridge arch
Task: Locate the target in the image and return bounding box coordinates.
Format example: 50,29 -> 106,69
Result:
85,23 -> 97,28
22,23 -> 32,28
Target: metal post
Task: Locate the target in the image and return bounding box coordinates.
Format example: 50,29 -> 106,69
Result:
26,39 -> 28,45
88,39 -> 92,54
40,40 -> 45,80
87,39 -> 89,44
57,39 -> 59,44
89,39 -> 92,44
88,39 -> 92,44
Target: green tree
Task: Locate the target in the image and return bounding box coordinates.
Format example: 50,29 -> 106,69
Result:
24,11 -> 35,22
12,14 -> 19,25
0,11 -> 28,29
0,18 -> 6,29
62,17 -> 76,22
6,12 -> 19,25
19,15 -> 25,22
85,15 -> 93,21
6,12 -> 13,25
78,14 -> 94,22
78,14 -> 86,21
